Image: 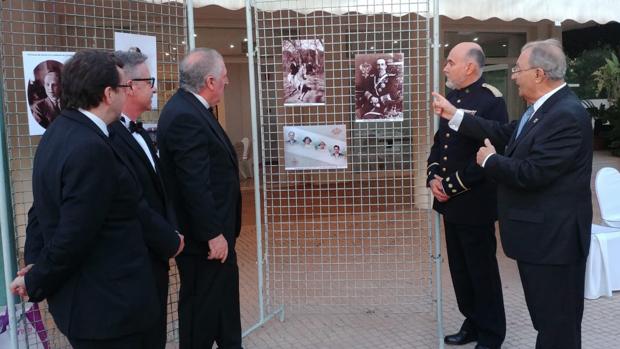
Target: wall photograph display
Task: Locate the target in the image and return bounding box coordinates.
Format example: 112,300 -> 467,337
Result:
282,39 -> 326,106
355,53 -> 404,122
23,51 -> 74,136
284,124 -> 347,170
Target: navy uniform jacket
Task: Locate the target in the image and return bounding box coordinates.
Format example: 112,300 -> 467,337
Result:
427,78 -> 508,225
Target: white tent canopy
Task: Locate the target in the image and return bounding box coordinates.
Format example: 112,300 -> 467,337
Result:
176,0 -> 620,24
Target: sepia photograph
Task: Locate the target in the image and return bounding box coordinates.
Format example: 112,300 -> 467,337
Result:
354,53 -> 404,122
23,51 -> 74,135
282,39 -> 326,106
284,124 -> 347,170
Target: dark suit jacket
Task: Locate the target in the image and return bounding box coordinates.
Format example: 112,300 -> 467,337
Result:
108,120 -> 180,264
458,85 -> 593,264
157,89 -> 241,260
23,109 -> 159,339
427,78 -> 508,225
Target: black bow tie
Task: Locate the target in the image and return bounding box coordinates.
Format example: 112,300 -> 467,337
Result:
129,121 -> 144,133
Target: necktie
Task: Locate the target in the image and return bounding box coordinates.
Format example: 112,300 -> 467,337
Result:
516,106 -> 534,138
129,121 -> 144,133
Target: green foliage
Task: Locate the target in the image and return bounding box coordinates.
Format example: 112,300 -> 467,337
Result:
567,47 -> 615,99
593,52 -> 620,101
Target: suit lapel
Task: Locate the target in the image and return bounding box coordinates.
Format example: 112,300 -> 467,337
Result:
505,85 -> 571,155
179,90 -> 238,168
110,121 -> 166,197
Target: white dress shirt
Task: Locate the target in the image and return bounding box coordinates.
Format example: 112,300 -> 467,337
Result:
78,108 -> 109,137
120,114 -> 156,171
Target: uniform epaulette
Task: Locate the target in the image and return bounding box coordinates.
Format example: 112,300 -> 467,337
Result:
482,83 -> 503,97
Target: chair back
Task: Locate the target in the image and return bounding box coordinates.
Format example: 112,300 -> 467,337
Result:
595,167 -> 620,228
241,137 -> 251,160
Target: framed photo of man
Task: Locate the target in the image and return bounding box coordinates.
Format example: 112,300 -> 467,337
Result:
282,39 -> 326,106
23,51 -> 74,136
354,53 -> 404,122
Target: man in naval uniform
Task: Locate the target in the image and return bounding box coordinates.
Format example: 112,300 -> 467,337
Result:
427,42 -> 508,349
356,57 -> 401,119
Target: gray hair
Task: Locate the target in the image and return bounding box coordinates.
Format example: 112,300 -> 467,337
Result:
522,39 -> 566,80
179,48 -> 224,93
113,50 -> 148,78
466,47 -> 485,69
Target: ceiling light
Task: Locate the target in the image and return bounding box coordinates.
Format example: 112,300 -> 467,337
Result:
473,37 -> 479,42
230,44 -> 235,48
243,38 -> 248,42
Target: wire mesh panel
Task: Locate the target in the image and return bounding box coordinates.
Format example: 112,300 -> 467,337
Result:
253,0 -> 433,321
0,1 -> 186,347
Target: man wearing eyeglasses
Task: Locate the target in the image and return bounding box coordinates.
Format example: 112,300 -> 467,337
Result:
433,39 -> 592,349
428,42 -> 507,349
11,49 -> 161,348
109,50 -> 184,349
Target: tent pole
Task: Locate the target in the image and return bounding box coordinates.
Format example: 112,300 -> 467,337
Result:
432,1 -> 444,348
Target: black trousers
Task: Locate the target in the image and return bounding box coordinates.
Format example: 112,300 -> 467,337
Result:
177,254 -> 242,349
68,332 -> 146,349
517,260 -> 586,349
142,259 -> 170,349
444,220 -> 506,348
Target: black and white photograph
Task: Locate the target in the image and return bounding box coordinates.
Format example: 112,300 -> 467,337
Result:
354,53 -> 404,122
284,124 -> 347,170
282,39 -> 326,106
23,51 -> 74,135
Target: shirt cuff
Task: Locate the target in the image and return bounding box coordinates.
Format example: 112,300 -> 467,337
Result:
481,153 -> 495,168
448,109 -> 464,131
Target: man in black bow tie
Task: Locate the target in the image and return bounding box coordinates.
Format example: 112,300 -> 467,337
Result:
108,50 -> 184,349
157,48 -> 243,349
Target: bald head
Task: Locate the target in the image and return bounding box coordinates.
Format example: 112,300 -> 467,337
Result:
443,42 -> 485,90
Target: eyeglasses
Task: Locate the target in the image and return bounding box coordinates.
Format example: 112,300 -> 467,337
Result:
115,84 -> 131,89
131,77 -> 156,88
511,66 -> 539,74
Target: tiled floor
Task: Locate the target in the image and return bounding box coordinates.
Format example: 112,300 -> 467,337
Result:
234,150 -> 620,349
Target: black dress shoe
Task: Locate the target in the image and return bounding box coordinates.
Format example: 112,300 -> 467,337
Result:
444,329 -> 478,345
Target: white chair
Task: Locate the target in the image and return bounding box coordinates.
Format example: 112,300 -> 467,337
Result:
595,167 -> 620,227
235,137 -> 253,180
585,167 -> 620,299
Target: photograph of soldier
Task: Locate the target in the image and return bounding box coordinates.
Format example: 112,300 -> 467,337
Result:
282,39 -> 326,106
27,60 -> 64,129
355,53 -> 404,122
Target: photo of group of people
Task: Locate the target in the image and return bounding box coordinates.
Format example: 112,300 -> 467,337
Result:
23,51 -> 74,136
284,125 -> 347,170
282,39 -> 326,106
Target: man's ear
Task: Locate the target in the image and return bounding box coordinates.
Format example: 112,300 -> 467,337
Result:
102,86 -> 114,105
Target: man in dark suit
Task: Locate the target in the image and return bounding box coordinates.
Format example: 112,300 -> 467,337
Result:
157,48 -> 243,349
428,42 -> 507,349
109,50 -> 184,349
10,49 -> 160,348
433,39 -> 592,349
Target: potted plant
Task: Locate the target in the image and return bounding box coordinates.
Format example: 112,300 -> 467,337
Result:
592,52 -> 620,155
